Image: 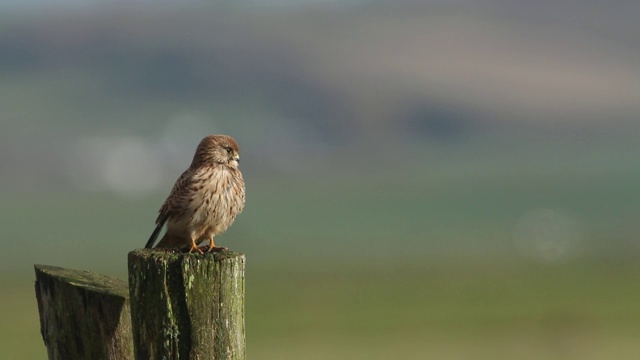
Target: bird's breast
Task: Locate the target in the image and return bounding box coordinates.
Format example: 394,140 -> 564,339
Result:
187,167 -> 245,237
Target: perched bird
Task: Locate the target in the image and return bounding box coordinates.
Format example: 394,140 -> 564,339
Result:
145,134 -> 245,254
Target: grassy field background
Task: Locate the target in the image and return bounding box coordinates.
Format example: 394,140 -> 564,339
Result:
2,139 -> 640,359
5,259 -> 640,359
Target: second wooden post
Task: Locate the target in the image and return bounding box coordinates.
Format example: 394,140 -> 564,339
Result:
128,249 -> 246,360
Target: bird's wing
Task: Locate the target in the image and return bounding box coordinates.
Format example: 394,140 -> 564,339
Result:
145,168 -> 192,248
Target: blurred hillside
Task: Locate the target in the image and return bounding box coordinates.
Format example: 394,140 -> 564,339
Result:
2,1 -> 640,189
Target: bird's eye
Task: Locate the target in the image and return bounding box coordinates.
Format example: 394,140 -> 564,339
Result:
225,147 -> 233,154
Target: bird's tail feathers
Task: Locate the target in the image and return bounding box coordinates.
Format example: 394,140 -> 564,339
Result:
145,214 -> 168,248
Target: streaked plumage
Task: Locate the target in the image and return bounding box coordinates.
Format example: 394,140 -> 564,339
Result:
145,134 -> 245,253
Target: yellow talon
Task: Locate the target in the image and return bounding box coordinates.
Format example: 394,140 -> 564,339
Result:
188,239 -> 204,254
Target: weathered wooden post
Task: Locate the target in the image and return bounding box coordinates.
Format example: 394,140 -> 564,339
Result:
128,248 -> 246,360
34,265 -> 133,360
35,248 -> 246,360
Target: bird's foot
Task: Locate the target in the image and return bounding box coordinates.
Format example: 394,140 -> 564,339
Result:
188,244 -> 204,254
206,246 -> 228,253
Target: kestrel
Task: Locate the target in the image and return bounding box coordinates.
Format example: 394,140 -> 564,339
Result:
145,134 -> 246,254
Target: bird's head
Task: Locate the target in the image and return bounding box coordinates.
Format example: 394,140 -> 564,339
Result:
192,134 -> 241,169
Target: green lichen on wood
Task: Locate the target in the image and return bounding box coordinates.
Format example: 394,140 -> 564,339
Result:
34,264 -> 133,360
128,249 -> 246,360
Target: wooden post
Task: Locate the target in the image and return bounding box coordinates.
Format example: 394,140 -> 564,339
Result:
128,249 -> 246,360
34,264 -> 134,360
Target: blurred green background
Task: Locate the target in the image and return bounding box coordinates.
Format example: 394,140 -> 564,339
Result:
2,1 -> 640,359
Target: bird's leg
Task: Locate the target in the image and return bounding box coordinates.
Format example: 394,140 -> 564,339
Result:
188,238 -> 204,254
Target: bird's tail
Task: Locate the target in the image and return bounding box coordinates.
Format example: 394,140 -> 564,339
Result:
145,214 -> 168,248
